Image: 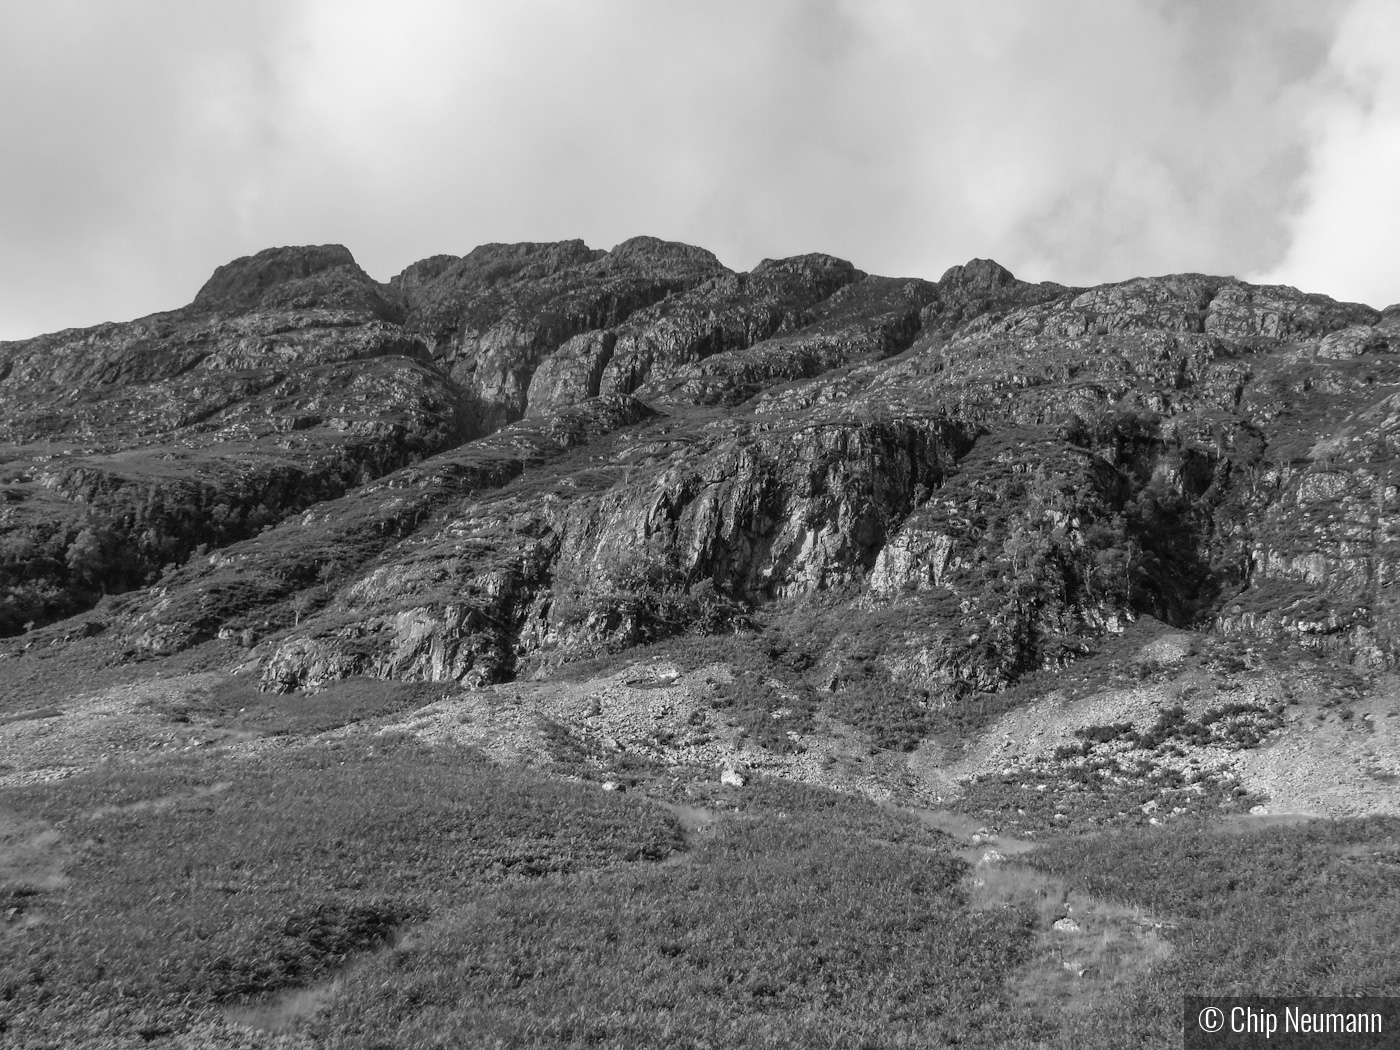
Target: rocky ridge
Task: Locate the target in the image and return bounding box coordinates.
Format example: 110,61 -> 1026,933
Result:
3,237 -> 1399,729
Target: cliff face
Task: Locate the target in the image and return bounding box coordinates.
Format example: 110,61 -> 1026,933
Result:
3,237 -> 1398,708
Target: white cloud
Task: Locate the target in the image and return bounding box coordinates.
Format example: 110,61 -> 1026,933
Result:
0,0 -> 1379,340
1254,0 -> 1400,308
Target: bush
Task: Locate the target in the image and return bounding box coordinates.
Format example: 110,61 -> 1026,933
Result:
551,547 -> 747,647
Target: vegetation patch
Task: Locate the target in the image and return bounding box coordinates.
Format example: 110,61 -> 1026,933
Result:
953,700 -> 1285,833
0,735 -> 680,1044
305,800 -> 1044,1049
1054,701 -> 1286,758
1027,817 -> 1400,1046
956,761 -> 1261,833
537,718 -> 682,789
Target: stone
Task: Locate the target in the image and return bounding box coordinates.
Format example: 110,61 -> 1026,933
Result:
1137,633 -> 1195,666
1052,917 -> 1081,933
1316,325 -> 1390,360
720,769 -> 746,788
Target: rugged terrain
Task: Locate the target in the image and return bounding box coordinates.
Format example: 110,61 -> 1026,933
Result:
5,238 -> 1399,689
3,238 -> 1400,1047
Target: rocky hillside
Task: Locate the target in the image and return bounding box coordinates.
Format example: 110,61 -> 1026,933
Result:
3,237 -> 1397,718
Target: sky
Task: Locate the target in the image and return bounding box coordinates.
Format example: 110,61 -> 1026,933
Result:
1,0 -> 1397,341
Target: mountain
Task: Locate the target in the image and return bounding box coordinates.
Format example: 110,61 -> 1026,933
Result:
8,236 -> 1400,1047
2,237 -> 1397,712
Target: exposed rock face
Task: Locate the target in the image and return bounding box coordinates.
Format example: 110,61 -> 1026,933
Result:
5,235 -> 1399,709
599,253 -> 863,399
526,331 -> 618,416
247,413 -> 970,691
192,244 -> 403,319
105,394 -> 659,659
0,245 -> 463,633
640,275 -> 936,407
923,257 -> 1068,334
394,236 -> 727,436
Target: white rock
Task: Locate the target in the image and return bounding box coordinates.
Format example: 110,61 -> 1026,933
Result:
720,769 -> 745,787
601,780 -> 621,792
978,849 -> 1004,866
1052,917 -> 1081,933
1249,804 -> 1269,815
1137,633 -> 1195,666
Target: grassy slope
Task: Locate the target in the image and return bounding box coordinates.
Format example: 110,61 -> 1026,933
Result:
316,788 -> 1039,1049
1031,818 -> 1400,1046
1,734 -> 680,1046
3,661 -> 1398,1049
3,602 -> 1398,1048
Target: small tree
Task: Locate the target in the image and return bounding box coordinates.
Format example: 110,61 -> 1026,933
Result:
292,591 -> 317,627
66,526 -> 116,592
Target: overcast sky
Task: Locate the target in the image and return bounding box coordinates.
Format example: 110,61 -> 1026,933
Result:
1,0 -> 1397,341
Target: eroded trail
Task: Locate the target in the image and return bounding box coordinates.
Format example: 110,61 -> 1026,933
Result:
655,800 -> 721,861
897,802 -> 1180,1013
898,801 -> 1397,1016
0,807 -> 70,943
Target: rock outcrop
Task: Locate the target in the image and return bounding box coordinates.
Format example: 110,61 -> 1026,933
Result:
5,236 -> 1399,712
0,245 -> 463,633
394,236 -> 727,435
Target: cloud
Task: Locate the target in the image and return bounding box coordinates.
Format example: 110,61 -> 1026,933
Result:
1254,0 -> 1400,308
0,0 -> 1382,340
0,1 -> 293,338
